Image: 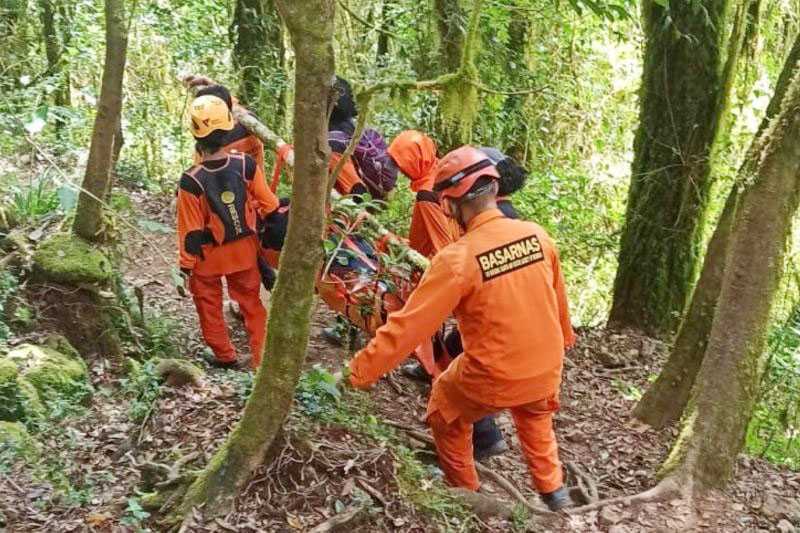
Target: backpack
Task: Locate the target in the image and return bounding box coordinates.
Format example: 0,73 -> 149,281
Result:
329,128 -> 398,199
184,155 -> 255,245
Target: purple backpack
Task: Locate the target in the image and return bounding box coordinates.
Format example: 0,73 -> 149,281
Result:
329,128 -> 398,199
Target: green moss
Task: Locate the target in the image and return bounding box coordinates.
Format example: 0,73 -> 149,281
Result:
6,343 -> 91,400
0,358 -> 44,422
155,358 -> 205,387
0,421 -> 40,462
32,233 -> 113,285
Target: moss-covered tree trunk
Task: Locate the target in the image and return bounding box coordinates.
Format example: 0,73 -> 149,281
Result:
72,0 -> 128,242
177,0 -> 334,519
608,0 -> 735,337
660,59 -> 800,489
432,0 -> 466,150
634,32 -> 800,428
433,0 -> 482,150
501,5 -> 531,161
231,0 -> 286,129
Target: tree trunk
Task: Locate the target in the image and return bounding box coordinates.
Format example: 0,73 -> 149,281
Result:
501,4 -> 531,161
608,0 -> 735,337
376,0 -> 394,65
231,0 -> 286,129
177,0 -> 335,519
38,0 -> 71,130
72,0 -> 128,242
660,59 -> 800,489
432,0 -> 466,150
434,0 -> 482,150
634,32 -> 800,428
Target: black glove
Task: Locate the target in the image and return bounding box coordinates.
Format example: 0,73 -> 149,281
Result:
177,268 -> 192,297
258,257 -> 277,291
261,207 -> 289,251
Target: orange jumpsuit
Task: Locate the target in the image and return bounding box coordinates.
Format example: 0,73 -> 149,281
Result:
177,153 -> 279,368
349,209 -> 575,493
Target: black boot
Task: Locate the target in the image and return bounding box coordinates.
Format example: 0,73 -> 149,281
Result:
541,487 -> 572,511
473,416 -> 507,461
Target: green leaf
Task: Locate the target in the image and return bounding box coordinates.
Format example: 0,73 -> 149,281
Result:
653,0 -> 668,7
56,185 -> 78,212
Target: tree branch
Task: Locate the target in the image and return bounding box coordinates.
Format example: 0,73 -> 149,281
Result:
337,0 -> 401,39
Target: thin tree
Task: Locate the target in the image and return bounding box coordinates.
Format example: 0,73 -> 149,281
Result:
659,55 -> 800,489
634,33 -> 800,428
376,0 -> 396,65
37,0 -> 73,130
72,0 -> 129,242
231,0 -> 287,127
608,0 -> 740,337
176,0 -> 335,518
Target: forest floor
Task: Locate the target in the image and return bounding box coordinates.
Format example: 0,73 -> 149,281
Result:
2,188 -> 800,532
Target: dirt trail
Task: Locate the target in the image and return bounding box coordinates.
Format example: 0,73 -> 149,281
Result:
3,191 -> 799,532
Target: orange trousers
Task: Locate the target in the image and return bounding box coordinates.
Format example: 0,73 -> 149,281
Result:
189,266 -> 266,368
426,370 -> 563,494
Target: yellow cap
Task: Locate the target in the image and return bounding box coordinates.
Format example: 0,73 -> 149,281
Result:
188,95 -> 234,138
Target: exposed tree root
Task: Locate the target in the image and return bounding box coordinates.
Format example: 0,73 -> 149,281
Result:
567,476 -> 682,515
308,504 -> 366,532
565,461 -> 599,504
383,419 -> 549,515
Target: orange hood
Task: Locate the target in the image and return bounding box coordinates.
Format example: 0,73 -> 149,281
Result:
388,130 -> 438,192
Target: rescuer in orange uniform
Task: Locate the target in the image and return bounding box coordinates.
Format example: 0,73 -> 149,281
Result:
346,146 -> 576,510
183,77 -> 266,171
177,94 -> 279,369
387,130 -> 458,257
388,131 -> 508,460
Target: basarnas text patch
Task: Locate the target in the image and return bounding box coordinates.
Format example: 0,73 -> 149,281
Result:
476,234 -> 545,281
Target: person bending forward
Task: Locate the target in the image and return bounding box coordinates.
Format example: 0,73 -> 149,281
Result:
346,146 -> 576,511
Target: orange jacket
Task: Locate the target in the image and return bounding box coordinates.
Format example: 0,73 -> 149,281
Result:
177,153 -> 278,276
349,209 -> 575,406
387,130 -> 460,257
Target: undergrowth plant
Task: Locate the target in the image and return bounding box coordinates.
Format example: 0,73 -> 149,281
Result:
121,359 -> 161,423
746,308 -> 800,469
293,366 -> 476,528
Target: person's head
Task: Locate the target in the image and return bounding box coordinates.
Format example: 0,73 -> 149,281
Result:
478,146 -> 528,196
188,94 -> 234,155
329,76 -> 358,130
387,130 -> 438,188
196,84 -> 233,110
434,146 -> 500,228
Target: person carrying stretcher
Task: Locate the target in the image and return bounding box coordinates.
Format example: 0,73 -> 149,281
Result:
344,145 -> 576,511
176,94 -> 279,370
387,131 -> 508,461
